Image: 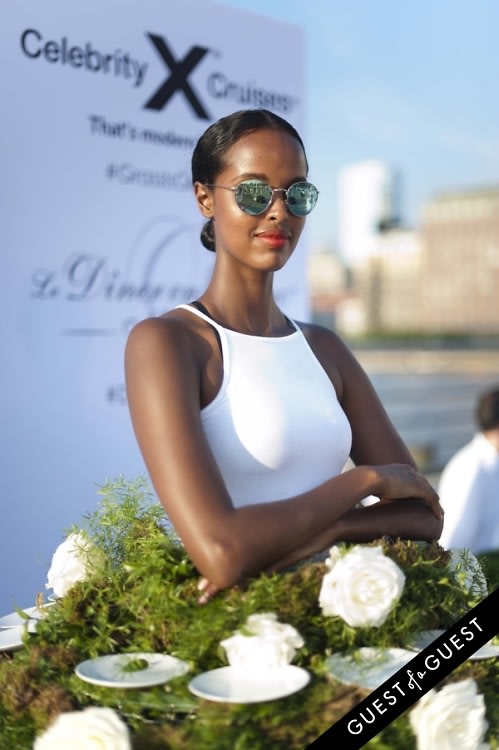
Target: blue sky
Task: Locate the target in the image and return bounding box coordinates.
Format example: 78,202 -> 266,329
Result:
215,0 -> 499,251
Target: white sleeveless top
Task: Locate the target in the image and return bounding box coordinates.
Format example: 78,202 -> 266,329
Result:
178,304 -> 352,508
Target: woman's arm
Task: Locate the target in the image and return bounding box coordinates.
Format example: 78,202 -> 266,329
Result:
125,318 -> 442,590
262,499 -> 442,573
197,498 -> 443,603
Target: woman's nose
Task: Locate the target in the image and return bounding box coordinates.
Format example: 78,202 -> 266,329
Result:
267,188 -> 289,217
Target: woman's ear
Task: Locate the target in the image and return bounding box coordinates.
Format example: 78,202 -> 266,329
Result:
194,181 -> 213,218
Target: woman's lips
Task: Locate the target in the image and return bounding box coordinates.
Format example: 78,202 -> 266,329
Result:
256,231 -> 290,248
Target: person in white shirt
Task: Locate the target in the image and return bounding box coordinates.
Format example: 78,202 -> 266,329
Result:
439,386 -> 499,554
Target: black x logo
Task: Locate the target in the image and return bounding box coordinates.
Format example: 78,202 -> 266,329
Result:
144,33 -> 211,119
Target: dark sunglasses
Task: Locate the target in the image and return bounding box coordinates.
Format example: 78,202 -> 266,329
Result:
206,179 -> 319,217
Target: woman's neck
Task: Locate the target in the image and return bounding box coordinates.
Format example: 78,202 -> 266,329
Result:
199,278 -> 291,337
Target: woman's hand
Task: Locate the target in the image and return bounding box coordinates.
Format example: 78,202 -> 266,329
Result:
372,463 -> 444,520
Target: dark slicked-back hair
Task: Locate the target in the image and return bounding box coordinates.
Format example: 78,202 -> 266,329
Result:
476,386 -> 499,431
191,109 -> 308,251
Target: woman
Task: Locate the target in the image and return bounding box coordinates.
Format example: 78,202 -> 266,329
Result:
125,109 -> 443,603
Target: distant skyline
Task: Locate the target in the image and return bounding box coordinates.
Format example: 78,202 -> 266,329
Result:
215,0 -> 499,252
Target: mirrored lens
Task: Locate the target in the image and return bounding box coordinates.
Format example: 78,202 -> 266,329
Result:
233,180 -> 319,216
287,182 -> 319,216
234,181 -> 273,215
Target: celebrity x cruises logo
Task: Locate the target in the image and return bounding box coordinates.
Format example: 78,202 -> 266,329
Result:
143,33 -> 210,118
19,27 -> 212,119
19,26 -> 295,119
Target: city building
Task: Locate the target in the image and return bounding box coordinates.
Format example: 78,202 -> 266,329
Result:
337,160 -> 400,266
347,227 -> 423,334
420,187 -> 499,333
309,180 -> 499,337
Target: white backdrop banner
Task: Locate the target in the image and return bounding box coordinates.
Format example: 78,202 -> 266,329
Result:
0,1 -> 307,610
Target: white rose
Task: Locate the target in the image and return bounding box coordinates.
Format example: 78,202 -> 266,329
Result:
410,679 -> 490,750
221,612 -> 304,669
319,545 -> 405,627
33,707 -> 131,750
46,532 -> 94,598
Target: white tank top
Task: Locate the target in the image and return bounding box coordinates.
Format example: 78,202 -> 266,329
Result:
178,304 -> 352,508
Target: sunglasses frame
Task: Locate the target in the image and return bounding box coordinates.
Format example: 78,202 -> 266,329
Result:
205,179 -> 319,217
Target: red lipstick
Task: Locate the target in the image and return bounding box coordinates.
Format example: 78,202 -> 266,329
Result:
256,231 -> 289,248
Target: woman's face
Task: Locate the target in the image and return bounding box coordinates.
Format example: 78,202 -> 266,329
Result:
196,128 -> 309,272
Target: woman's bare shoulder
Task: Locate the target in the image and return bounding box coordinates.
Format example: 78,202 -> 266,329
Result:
126,307 -> 212,360
124,310 -> 211,450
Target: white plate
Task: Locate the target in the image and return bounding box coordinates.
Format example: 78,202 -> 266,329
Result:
0,626 -> 25,652
75,653 -> 190,688
325,648 -> 415,690
0,603 -> 55,629
188,665 -> 310,703
407,630 -> 499,661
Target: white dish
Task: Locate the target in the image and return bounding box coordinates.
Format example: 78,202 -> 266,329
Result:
325,648 -> 415,690
188,665 -> 310,703
0,626 -> 25,652
75,653 -> 190,688
407,630 -> 499,661
0,603 -> 54,629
